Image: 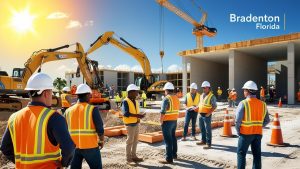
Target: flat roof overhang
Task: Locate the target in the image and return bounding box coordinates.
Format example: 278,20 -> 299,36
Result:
178,33 -> 300,64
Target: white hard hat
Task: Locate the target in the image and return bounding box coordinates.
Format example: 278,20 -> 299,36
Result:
75,84 -> 92,94
201,81 -> 211,88
163,82 -> 175,90
126,84 -> 139,92
232,88 -> 235,91
25,73 -> 54,91
218,86 -> 220,88
242,81 -> 258,90
62,87 -> 70,92
190,83 -> 198,90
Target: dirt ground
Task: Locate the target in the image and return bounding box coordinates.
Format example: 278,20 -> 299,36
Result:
1,103 -> 300,169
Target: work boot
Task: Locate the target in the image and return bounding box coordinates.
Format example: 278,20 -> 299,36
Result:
203,144 -> 211,149
132,157 -> 144,162
196,141 -> 206,145
126,159 -> 136,166
181,137 -> 187,141
191,136 -> 198,141
158,159 -> 173,164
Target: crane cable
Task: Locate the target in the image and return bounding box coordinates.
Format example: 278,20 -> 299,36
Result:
159,4 -> 164,74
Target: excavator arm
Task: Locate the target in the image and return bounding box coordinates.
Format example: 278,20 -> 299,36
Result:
87,31 -> 152,81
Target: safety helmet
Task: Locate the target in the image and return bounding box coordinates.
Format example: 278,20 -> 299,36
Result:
62,86 -> 70,92
163,82 -> 175,90
232,88 -> 235,91
25,73 -> 54,92
75,84 -> 92,94
218,87 -> 220,89
242,81 -> 258,90
201,81 -> 211,88
190,83 -> 198,90
126,84 -> 139,92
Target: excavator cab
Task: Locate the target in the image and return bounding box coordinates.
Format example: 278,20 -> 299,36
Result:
12,68 -> 25,78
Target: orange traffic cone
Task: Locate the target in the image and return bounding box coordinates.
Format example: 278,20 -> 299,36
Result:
220,109 -> 237,137
267,113 -> 288,147
278,97 -> 282,107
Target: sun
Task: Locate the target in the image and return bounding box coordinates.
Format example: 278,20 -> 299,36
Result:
10,8 -> 36,34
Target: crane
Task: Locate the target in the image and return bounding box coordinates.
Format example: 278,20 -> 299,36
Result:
156,0 -> 217,49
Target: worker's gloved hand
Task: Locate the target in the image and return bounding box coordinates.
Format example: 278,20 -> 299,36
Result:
137,113 -> 145,119
98,141 -> 104,149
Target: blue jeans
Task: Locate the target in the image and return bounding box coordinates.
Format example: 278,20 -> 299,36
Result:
161,121 -> 177,161
199,114 -> 212,145
183,110 -> 198,137
71,147 -> 102,169
237,134 -> 262,169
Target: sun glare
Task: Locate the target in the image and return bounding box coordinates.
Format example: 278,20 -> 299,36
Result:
10,8 -> 36,34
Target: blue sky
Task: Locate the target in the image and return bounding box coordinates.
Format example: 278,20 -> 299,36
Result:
0,0 -> 299,79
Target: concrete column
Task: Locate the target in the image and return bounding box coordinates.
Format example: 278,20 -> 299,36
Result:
182,57 -> 188,95
229,50 -> 235,90
287,43 -> 295,104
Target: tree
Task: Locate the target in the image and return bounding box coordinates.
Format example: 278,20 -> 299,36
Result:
53,77 -> 67,94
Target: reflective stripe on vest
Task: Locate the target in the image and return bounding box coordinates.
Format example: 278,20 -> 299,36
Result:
240,98 -> 267,135
123,98 -> 140,124
164,95 -> 179,121
198,92 -> 214,114
65,103 -> 98,149
8,107 -> 61,168
61,94 -> 71,108
186,92 -> 200,107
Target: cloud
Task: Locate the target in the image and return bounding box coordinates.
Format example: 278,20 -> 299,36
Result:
152,67 -> 163,73
84,20 -> 94,27
47,12 -> 68,19
114,64 -> 131,71
131,65 -> 142,72
167,64 -> 182,72
66,20 -> 82,29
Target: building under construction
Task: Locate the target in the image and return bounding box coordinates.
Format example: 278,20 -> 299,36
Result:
180,32 -> 300,104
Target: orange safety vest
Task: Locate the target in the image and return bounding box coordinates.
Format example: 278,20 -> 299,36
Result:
198,92 -> 214,114
260,88 -> 265,97
186,92 -> 200,107
297,92 -> 300,102
8,106 -> 61,169
230,91 -> 237,101
122,98 -> 140,124
64,103 -> 98,149
61,93 -> 71,108
164,95 -> 180,121
240,98 -> 267,135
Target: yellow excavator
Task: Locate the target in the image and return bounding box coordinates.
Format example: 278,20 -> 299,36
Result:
0,43 -> 111,111
87,31 -> 168,98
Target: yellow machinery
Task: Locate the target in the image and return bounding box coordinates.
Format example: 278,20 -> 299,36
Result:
156,0 -> 217,49
87,31 -> 168,98
0,43 -> 111,110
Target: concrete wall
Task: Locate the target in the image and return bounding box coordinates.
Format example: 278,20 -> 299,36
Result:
229,50 -> 267,101
189,57 -> 228,97
103,70 -> 117,87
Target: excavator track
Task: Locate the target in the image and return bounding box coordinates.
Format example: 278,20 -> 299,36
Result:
0,97 -> 23,111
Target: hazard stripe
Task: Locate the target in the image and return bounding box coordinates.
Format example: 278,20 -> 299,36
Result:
271,126 -> 281,129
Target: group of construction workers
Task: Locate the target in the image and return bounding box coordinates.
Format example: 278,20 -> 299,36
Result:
0,71 -> 270,169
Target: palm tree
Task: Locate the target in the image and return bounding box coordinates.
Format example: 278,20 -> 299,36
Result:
53,77 -> 67,95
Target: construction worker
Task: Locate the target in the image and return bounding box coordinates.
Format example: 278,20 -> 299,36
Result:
159,82 -> 180,164
196,81 -> 217,149
297,89 -> 300,102
230,88 -> 238,107
217,87 -> 223,101
141,90 -> 147,108
260,86 -> 265,102
64,84 -> 104,169
235,80 -> 270,169
0,73 -> 75,168
61,86 -> 73,114
227,88 -> 232,107
115,92 -> 122,108
182,82 -> 200,141
122,84 -> 145,165
176,88 -> 183,98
